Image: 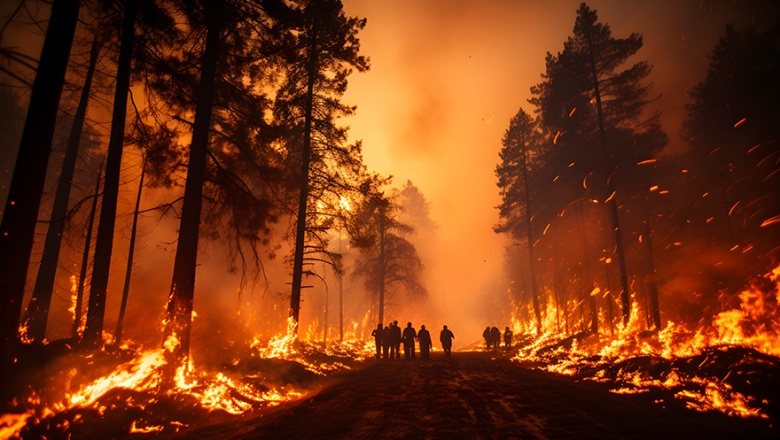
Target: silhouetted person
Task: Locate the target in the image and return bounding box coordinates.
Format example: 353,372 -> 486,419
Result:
490,326 -> 500,350
483,326 -> 491,350
402,322 -> 417,359
503,326 -> 513,349
391,320 -> 402,359
382,326 -> 390,359
371,323 -> 383,359
418,325 -> 432,360
440,325 -> 455,357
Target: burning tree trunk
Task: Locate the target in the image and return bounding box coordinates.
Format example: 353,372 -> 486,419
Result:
582,22 -> 632,326
83,0 -> 138,346
289,17 -> 319,333
163,3 -> 223,366
519,136 -> 542,332
24,35 -> 101,341
115,164 -> 144,345
0,0 -> 80,390
74,167 -> 102,339
576,203 -> 599,334
641,198 -> 661,330
495,108 -> 543,332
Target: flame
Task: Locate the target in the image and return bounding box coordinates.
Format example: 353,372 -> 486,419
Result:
67,275 -> 78,322
129,421 -> 164,434
509,264 -> 780,420
18,322 -> 32,344
250,316 -> 375,376
0,412 -> 34,438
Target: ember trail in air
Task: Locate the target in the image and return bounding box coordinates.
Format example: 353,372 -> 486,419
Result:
1,0 -> 779,438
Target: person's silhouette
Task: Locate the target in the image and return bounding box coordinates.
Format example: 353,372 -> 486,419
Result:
503,326 -> 513,349
418,325 -> 432,360
440,325 -> 455,357
490,326 -> 500,350
382,326 -> 390,359
371,323 -> 383,359
402,322 -> 417,359
482,326 -> 491,350
392,320 -> 402,359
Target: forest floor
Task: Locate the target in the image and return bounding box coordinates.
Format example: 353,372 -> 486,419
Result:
165,350 -> 777,440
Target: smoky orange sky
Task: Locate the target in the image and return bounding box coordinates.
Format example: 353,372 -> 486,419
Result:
338,0 -> 772,340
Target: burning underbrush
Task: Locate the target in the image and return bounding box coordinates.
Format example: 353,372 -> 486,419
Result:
510,265 -> 780,422
0,320 -> 375,439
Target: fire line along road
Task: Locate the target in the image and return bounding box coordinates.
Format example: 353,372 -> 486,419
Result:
173,351 -> 776,439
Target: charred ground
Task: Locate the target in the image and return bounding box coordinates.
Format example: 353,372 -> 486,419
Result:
171,350 -> 776,440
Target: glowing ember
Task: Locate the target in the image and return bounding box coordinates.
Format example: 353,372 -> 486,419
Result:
0,412 -> 34,438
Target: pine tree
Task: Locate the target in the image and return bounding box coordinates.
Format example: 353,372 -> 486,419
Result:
350,190 -> 426,325
495,108 -> 543,331
682,24 -> 780,275
162,0 -> 225,366
0,0 -> 81,392
24,35 -> 102,341
529,3 -> 667,326
276,0 -> 369,332
83,0 -> 138,345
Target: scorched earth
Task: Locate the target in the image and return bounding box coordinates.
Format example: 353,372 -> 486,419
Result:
166,351 -> 775,439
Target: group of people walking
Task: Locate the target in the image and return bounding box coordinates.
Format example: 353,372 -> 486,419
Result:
371,321 -> 455,360
483,325 -> 513,349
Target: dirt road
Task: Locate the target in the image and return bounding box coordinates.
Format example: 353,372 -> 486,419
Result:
175,351 -> 776,439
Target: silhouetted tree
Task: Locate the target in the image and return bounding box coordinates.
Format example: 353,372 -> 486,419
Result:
73,167 -> 103,339
275,0 -> 369,332
350,189 -> 427,325
682,23 -> 780,275
114,163 -> 144,345
529,3 -> 667,326
495,108 -> 544,332
24,35 -> 102,341
0,0 -> 81,393
161,0 -> 227,366
397,180 -> 436,233
83,0 -> 138,346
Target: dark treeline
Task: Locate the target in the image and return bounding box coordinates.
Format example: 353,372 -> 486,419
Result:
495,3 -> 780,335
0,0 -> 429,399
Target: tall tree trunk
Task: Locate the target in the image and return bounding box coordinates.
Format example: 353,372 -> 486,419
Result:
519,142 -> 542,333
25,36 -> 100,341
602,229 -> 615,336
163,4 -> 222,365
378,212 -> 385,326
83,0 -> 137,346
338,227 -> 343,342
641,198 -> 661,330
115,165 -> 144,345
323,281 -> 328,344
74,167 -> 102,339
0,0 -> 81,396
576,203 -> 599,334
290,17 -> 319,332
583,26 -> 631,325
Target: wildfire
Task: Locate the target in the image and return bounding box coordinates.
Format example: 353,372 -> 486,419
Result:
67,275 -> 78,323
3,322 -> 336,438
250,316 -> 375,376
510,264 -> 780,420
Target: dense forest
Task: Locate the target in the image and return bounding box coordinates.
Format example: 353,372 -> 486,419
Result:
495,3 -> 780,338
0,0 -> 433,397
0,0 -> 779,436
